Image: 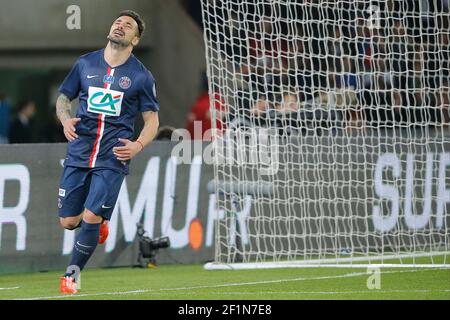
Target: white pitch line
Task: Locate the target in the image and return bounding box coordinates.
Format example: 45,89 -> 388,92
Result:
83,289 -> 450,296
217,289 -> 450,294
196,289 -> 450,295
17,268 -> 449,300
0,287 -> 20,291
17,272 -> 369,300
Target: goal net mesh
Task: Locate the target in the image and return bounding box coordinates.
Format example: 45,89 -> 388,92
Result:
200,0 -> 450,267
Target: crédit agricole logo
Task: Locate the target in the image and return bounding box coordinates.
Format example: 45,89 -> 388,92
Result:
87,86 -> 124,117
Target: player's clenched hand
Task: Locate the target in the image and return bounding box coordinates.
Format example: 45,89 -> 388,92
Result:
113,138 -> 143,161
62,118 -> 81,142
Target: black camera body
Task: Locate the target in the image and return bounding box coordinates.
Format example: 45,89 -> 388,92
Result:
136,223 -> 170,267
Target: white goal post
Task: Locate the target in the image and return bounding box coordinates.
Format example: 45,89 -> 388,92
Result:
200,0 -> 450,269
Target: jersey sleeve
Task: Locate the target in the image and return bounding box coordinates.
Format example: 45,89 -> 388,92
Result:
59,59 -> 82,100
138,72 -> 160,112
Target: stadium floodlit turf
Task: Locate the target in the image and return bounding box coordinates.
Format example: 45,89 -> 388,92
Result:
0,263 -> 449,300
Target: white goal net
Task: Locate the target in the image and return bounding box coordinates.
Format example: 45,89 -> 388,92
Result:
200,0 -> 450,268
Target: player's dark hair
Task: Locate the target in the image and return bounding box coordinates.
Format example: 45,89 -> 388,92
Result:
117,10 -> 145,37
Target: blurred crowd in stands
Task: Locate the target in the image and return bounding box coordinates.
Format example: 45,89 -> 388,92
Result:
2,1 -> 449,144
186,0 -> 450,136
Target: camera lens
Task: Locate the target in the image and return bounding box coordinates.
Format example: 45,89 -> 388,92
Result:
149,237 -> 170,250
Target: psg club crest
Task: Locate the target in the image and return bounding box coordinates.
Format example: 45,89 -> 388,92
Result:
119,76 -> 132,89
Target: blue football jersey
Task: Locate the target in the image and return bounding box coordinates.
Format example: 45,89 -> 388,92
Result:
59,49 -> 159,174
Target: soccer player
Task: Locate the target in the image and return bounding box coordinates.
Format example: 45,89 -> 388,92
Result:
56,10 -> 159,294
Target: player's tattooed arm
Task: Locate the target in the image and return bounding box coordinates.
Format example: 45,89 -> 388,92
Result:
56,94 -> 72,123
56,93 -> 80,142
113,111 -> 159,161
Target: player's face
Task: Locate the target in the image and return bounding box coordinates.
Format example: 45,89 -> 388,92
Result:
107,16 -> 140,47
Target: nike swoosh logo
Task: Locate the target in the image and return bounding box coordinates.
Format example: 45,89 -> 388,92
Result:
76,241 -> 92,249
87,75 -> 98,79
102,205 -> 112,209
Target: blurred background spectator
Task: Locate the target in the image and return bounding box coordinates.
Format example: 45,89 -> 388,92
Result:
9,100 -> 36,144
155,125 -> 177,140
186,72 -> 226,139
0,93 -> 11,144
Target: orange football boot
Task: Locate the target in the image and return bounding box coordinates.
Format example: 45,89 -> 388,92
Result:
60,276 -> 77,294
98,221 -> 109,244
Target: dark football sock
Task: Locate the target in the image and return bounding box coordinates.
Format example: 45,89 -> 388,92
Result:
67,221 -> 100,272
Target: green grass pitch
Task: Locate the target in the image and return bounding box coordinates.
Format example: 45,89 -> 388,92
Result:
0,263 -> 449,300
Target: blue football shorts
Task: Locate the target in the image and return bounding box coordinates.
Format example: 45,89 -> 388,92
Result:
58,166 -> 125,221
